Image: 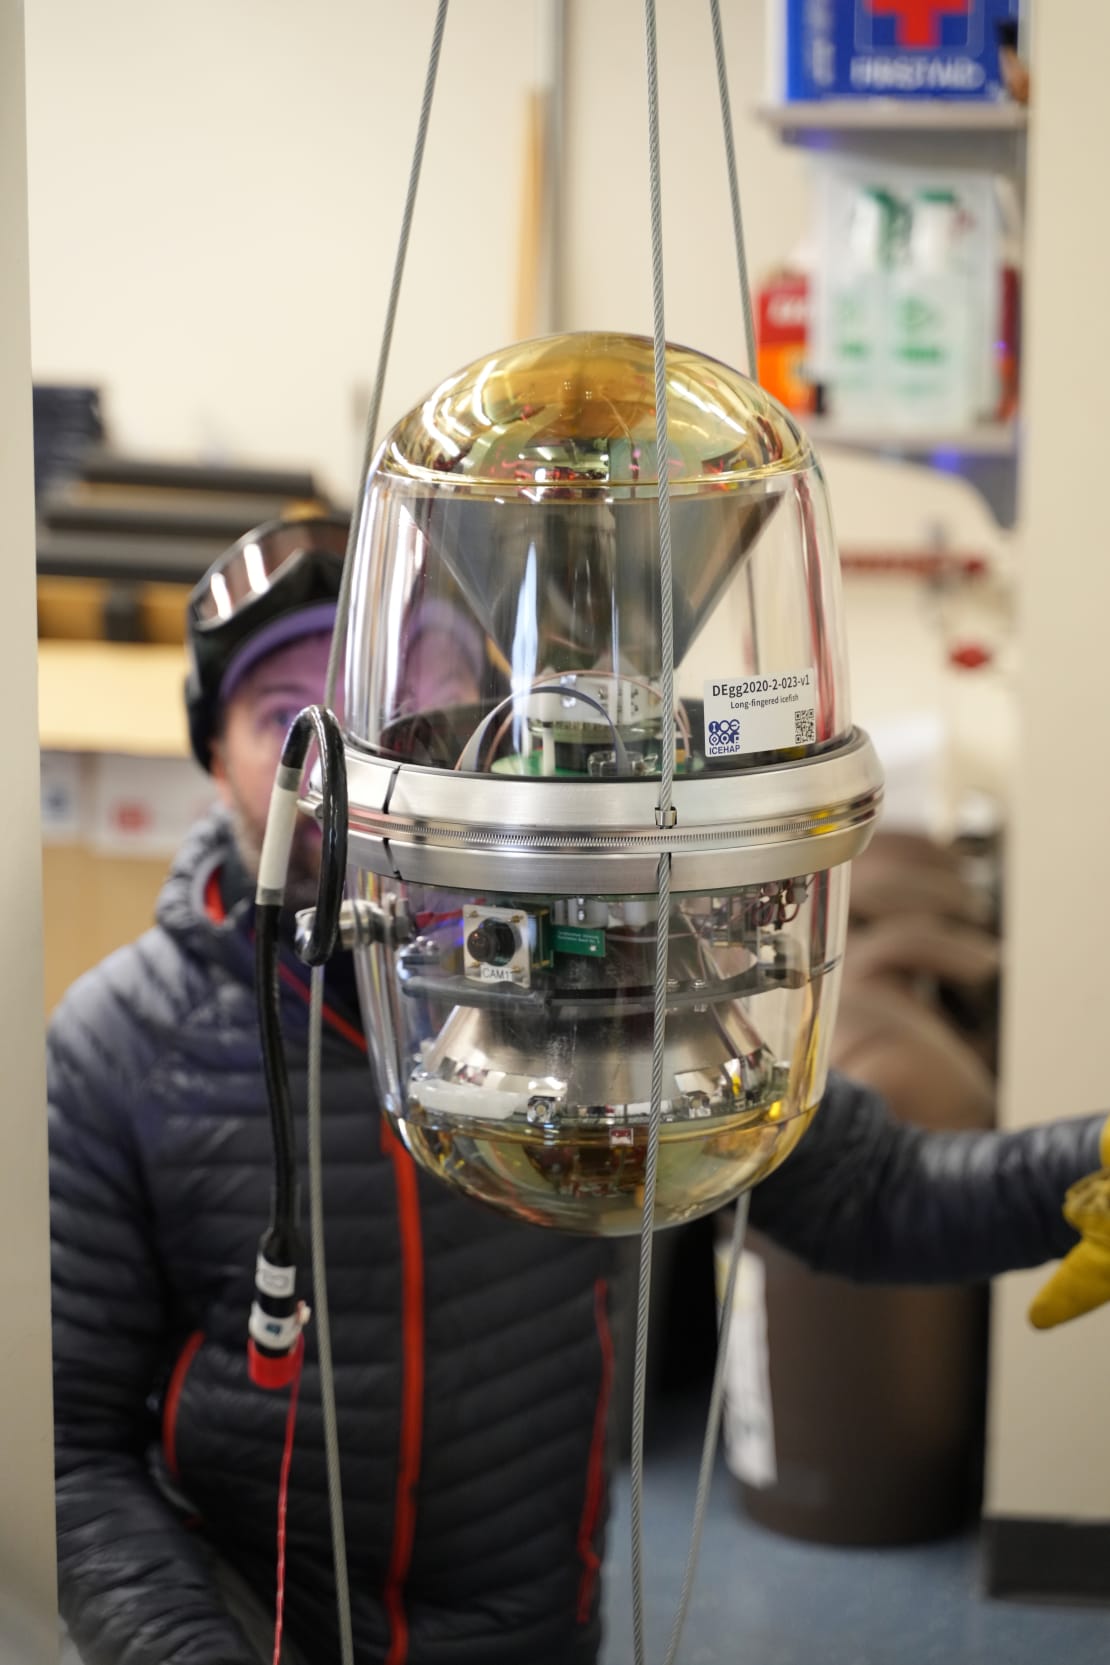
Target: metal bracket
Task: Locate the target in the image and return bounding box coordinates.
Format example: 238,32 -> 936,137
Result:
294,896 -> 415,962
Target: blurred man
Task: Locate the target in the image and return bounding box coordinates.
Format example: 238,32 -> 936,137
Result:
49,515 -> 1110,1665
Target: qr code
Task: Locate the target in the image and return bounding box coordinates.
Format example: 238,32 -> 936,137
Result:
794,708 -> 816,744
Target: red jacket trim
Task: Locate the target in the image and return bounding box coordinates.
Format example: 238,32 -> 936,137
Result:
204,860 -> 425,1663
163,1330 -> 205,1482
576,1277 -> 614,1623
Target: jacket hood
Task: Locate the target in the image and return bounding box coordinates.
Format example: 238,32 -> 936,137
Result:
156,807 -> 365,1032
155,809 -> 257,985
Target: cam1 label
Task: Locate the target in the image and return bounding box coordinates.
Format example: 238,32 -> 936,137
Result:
703,668 -> 817,759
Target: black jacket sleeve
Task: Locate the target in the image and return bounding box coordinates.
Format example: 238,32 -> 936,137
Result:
749,1071 -> 1104,1283
49,981 -> 259,1665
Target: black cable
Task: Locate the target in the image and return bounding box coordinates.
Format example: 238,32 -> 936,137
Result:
249,704 -> 348,1386
281,704 -> 348,965
256,904 -> 298,1249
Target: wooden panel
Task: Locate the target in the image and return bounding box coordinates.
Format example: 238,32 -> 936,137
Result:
37,574 -> 190,643
42,844 -> 170,1013
38,639 -> 191,756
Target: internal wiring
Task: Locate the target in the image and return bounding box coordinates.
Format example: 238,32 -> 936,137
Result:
454,682 -> 632,775
481,670 -> 694,774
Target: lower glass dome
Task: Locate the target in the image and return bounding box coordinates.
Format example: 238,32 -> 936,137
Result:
400,1093 -> 816,1236
353,868 -> 847,1235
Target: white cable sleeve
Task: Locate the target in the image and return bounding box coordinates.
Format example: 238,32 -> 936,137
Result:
256,765 -> 303,903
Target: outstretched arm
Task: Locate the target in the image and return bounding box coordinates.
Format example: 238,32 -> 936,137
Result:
749,1072 -> 1104,1284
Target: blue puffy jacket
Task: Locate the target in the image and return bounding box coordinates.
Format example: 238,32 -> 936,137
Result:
48,813 -> 1102,1665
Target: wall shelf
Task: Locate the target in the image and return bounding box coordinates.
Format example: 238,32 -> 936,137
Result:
758,100 -> 1028,135
758,84 -> 1025,527
802,419 -> 1018,527
757,99 -> 1028,171
803,418 -> 1016,459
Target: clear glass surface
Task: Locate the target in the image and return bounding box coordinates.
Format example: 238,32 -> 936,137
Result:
353,866 -> 848,1235
344,332 -> 860,1234
346,332 -> 852,780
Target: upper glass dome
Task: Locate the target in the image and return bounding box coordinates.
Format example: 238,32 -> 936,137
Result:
377,329 -> 813,487
346,331 -> 851,780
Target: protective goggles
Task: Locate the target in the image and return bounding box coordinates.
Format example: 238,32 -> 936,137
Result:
188,514 -> 350,630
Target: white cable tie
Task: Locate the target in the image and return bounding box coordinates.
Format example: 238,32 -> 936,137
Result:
249,1303 -> 304,1352
256,1255 -> 297,1299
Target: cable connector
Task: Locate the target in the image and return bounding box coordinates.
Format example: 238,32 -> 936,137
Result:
655,805 -> 678,829
248,1242 -> 311,1390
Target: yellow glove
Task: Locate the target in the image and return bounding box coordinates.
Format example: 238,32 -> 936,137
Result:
1029,1121 -> 1110,1329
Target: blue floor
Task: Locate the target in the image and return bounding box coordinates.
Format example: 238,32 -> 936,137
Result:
601,1406 -> 1110,1665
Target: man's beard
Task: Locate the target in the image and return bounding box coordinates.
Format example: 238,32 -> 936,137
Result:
227,796 -> 323,914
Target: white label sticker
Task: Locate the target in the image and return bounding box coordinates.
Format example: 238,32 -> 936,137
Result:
703,668 -> 817,759
256,1255 -> 297,1298
716,1247 -> 777,1489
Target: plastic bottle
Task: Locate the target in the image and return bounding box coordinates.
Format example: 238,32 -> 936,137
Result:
756,268 -> 814,414
889,190 -> 975,434
827,187 -> 894,428
994,176 -> 1022,422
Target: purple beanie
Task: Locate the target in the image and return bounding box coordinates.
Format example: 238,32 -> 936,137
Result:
218,602 -> 339,703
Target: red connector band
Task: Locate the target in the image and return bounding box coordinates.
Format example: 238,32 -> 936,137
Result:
248,1340 -> 303,1391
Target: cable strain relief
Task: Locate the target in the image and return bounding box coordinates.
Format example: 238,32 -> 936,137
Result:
248,1335 -> 304,1391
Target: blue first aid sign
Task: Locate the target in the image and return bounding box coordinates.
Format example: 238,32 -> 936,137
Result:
781,0 -> 1020,102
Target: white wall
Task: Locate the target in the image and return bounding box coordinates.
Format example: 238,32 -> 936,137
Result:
24,1 -> 1002,541
24,0 -> 542,494
986,3 -> 1110,1524
24,0 -> 1012,821
1,1 -> 57,1656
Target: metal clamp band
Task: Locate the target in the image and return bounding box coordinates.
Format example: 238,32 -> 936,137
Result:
303,727 -> 883,892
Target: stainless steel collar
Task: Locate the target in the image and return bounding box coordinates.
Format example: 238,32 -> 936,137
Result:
304,727 -> 883,894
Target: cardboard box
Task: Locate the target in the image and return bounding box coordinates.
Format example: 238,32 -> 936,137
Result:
89,753 -> 218,858
40,750 -> 218,1011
